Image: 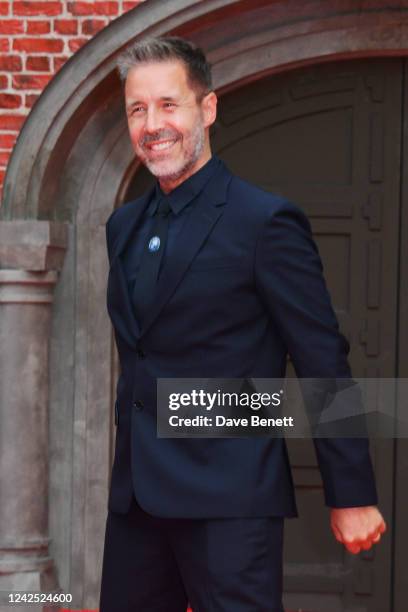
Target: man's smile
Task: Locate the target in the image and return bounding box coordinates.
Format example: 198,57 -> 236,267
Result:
147,140 -> 177,151
143,138 -> 179,154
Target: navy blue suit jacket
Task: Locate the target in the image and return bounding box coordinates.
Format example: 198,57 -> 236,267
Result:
105,158 -> 378,517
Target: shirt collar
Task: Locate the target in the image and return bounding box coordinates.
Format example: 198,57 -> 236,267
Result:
147,155 -> 221,217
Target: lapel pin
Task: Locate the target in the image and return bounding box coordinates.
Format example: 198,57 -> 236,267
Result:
148,236 -> 161,252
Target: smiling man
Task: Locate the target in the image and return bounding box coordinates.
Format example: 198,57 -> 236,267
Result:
99,37 -> 386,612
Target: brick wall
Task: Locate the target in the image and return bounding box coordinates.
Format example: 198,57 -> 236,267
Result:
0,0 -> 145,203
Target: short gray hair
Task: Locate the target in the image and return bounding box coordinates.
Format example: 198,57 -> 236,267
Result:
116,36 -> 212,99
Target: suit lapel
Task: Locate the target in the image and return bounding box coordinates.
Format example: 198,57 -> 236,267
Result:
108,188 -> 154,347
140,163 -> 233,337
108,256 -> 141,346
111,187 -> 154,262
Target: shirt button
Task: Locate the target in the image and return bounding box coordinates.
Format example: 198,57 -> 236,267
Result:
133,399 -> 144,411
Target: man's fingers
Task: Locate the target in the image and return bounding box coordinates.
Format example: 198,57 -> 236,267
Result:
342,535 -> 362,554
346,542 -> 361,554
330,507 -> 387,554
344,531 -> 382,553
367,523 -> 385,544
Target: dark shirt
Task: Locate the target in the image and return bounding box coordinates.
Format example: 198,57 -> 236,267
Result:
122,155 -> 222,296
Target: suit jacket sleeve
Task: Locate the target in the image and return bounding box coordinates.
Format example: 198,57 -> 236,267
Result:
254,199 -> 378,508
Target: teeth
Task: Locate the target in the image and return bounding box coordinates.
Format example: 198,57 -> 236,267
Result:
150,140 -> 176,151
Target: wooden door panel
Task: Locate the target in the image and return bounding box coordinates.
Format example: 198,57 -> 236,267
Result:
213,59 -> 402,612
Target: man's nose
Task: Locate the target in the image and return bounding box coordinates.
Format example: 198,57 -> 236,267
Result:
145,107 -> 163,133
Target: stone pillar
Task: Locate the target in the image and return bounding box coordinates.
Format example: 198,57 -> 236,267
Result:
0,221 -> 68,599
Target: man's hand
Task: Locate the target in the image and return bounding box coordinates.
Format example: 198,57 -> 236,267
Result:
330,506 -> 386,554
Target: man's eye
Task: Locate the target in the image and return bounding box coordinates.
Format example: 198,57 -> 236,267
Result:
164,102 -> 175,108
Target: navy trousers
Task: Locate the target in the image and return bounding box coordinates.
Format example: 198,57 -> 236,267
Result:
99,495 -> 285,612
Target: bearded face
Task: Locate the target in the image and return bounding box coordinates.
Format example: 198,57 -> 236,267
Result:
125,60 -> 216,190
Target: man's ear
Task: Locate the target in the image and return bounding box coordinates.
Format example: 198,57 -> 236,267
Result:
201,91 -> 217,128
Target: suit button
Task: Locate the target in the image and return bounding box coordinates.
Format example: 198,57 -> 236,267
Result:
136,348 -> 146,359
133,399 -> 144,411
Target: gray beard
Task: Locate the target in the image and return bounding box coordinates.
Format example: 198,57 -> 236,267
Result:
144,123 -> 205,182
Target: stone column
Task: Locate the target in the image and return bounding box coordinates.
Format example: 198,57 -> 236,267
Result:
0,221 -> 68,599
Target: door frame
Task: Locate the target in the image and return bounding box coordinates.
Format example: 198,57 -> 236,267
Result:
394,58 -> 408,612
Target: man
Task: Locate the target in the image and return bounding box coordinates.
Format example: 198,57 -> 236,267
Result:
100,36 -> 386,612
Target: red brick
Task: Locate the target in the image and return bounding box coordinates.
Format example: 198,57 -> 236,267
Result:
0,93 -> 22,109
0,151 -> 10,166
54,19 -> 77,35
0,74 -> 7,89
123,1 -> 140,10
13,2 -> 62,16
13,38 -> 63,52
26,93 -> 39,108
0,38 -> 9,51
0,133 -> 17,148
0,55 -> 23,71
26,55 -> 50,71
68,37 -> 88,52
13,73 -> 52,90
26,20 -> 51,34
94,2 -> 119,16
53,55 -> 69,72
67,2 -> 94,16
0,115 -> 25,130
53,55 -> 69,74
81,18 -> 107,35
0,3 -> 9,16
0,19 -> 24,34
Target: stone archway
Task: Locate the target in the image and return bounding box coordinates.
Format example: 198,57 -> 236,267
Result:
2,0 -> 408,608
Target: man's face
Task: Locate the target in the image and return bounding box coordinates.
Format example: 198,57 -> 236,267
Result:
124,60 -> 216,187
